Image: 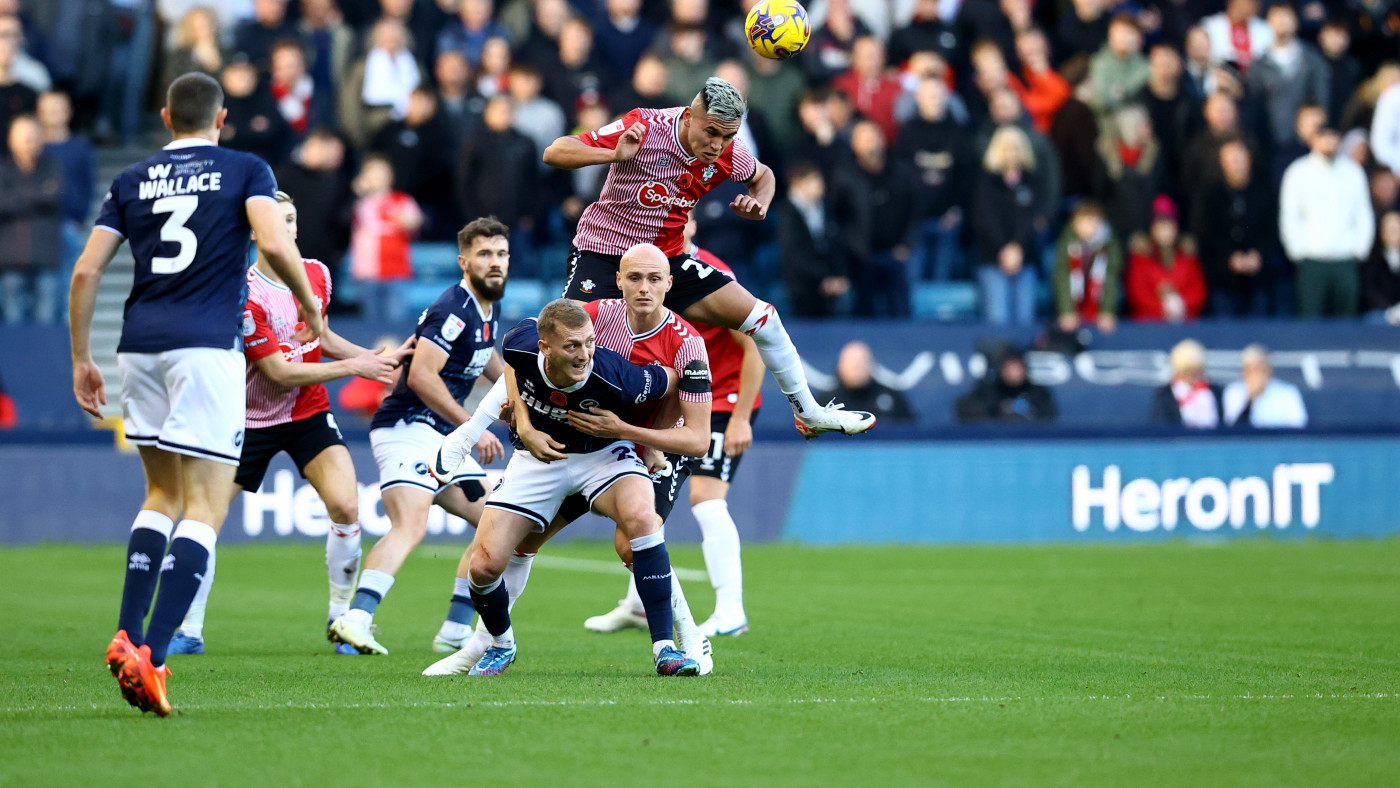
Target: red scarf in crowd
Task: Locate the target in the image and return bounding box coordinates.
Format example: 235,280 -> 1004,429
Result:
272,75 -> 314,134
1066,239 -> 1110,321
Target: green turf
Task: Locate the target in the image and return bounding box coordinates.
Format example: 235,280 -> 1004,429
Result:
0,539 -> 1396,787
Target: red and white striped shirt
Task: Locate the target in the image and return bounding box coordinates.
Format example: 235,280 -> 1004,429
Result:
573,106 -> 758,257
242,260 -> 332,428
584,299 -> 710,428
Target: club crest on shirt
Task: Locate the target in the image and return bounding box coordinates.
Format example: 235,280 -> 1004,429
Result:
702,164 -> 718,182
443,314 -> 467,342
581,279 -> 596,293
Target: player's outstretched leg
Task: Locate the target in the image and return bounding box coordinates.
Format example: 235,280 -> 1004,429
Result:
424,550 -> 535,676
684,284 -> 875,439
428,480 -> 489,651
594,477 -> 698,676
462,509 -> 538,676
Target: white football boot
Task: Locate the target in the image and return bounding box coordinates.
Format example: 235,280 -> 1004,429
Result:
327,610 -> 388,655
583,602 -> 648,633
423,629 -> 491,675
699,611 -> 749,638
794,402 -> 876,439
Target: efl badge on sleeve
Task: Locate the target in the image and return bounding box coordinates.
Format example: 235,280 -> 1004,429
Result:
442,314 -> 467,342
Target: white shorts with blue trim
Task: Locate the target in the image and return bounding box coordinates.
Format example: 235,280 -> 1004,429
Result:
485,440 -> 649,532
118,347 -> 245,465
370,422 -> 485,493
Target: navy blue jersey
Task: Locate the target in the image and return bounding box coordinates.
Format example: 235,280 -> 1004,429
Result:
95,139 -> 277,353
502,318 -> 670,454
372,282 -> 501,434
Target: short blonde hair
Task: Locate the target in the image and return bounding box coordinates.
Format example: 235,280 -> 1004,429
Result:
1169,339 -> 1206,376
274,190 -> 294,204
983,125 -> 1036,173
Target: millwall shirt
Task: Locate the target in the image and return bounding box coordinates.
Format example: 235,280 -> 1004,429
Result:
501,318 -> 670,454
94,139 -> 277,353
373,281 -> 500,435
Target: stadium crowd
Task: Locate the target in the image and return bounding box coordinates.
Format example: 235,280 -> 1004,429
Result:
5,0 -> 1400,327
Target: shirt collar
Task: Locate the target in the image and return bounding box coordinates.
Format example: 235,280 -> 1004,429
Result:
537,351 -> 590,393
163,138 -> 216,150
673,111 -> 697,164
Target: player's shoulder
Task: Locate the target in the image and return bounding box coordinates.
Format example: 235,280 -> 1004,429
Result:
502,317 -> 540,351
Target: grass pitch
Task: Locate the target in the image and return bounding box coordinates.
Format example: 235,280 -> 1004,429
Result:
0,539 -> 1396,786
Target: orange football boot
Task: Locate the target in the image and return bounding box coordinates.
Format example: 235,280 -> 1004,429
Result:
119,644 -> 172,717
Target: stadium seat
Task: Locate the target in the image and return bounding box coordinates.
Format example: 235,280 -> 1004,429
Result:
913,282 -> 979,322
410,243 -> 462,282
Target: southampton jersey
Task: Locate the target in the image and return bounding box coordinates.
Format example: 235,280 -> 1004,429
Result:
94,138 -> 278,353
585,299 -> 709,429
372,281 -> 499,434
573,107 -> 757,257
688,247 -> 761,413
502,318 -> 670,454
242,261 -> 332,428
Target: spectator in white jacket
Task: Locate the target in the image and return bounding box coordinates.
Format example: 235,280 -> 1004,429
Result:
1223,345 -> 1308,428
1201,0 -> 1273,73
1279,125 -> 1374,317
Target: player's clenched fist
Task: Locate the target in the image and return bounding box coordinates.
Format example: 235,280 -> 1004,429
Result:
612,122 -> 647,163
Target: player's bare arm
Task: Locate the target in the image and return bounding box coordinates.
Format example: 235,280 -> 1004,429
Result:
407,341 -> 474,426
542,122 -> 646,169
725,329 -> 763,455
253,343 -> 399,388
505,365 -> 567,462
731,161 -> 775,221
69,229 -> 124,418
317,324 -> 414,366
247,198 -> 324,337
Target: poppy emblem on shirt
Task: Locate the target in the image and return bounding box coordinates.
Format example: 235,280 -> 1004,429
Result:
677,172 -> 694,190
550,391 -> 568,407
482,323 -> 491,342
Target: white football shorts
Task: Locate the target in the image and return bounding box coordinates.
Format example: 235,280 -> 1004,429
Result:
370,422 -> 486,493
485,440 -> 649,531
118,347 -> 246,465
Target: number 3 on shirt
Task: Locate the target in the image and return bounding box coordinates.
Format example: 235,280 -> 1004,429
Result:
151,195 -> 199,274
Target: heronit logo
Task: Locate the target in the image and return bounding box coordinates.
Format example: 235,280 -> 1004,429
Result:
1072,463 -> 1336,532
128,552 -> 151,572
637,181 -> 697,209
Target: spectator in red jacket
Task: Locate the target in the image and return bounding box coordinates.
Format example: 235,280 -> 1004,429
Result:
832,35 -> 902,143
1010,28 -> 1069,134
1126,195 -> 1208,322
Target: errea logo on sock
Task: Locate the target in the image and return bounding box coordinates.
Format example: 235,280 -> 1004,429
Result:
128,553 -> 151,572
160,554 -> 176,573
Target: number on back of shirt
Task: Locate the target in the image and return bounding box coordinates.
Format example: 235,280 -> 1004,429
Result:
151,195 -> 199,274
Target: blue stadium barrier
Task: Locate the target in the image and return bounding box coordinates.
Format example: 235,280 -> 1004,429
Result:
2,432 -> 1396,545
6,320 -> 1400,433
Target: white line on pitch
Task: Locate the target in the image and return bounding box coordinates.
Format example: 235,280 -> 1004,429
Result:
3,693 -> 1393,715
532,554 -> 709,583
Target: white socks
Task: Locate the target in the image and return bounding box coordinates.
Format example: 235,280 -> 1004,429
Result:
178,548 -> 216,639
738,299 -> 819,416
440,377 -> 507,470
327,522 -> 362,619
693,499 -> 744,616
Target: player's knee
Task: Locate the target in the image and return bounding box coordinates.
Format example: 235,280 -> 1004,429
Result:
618,508 -> 660,539
325,496 -> 358,525
467,548 -> 505,586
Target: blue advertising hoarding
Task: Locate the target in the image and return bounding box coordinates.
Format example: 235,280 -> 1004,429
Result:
3,434 -> 1395,546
